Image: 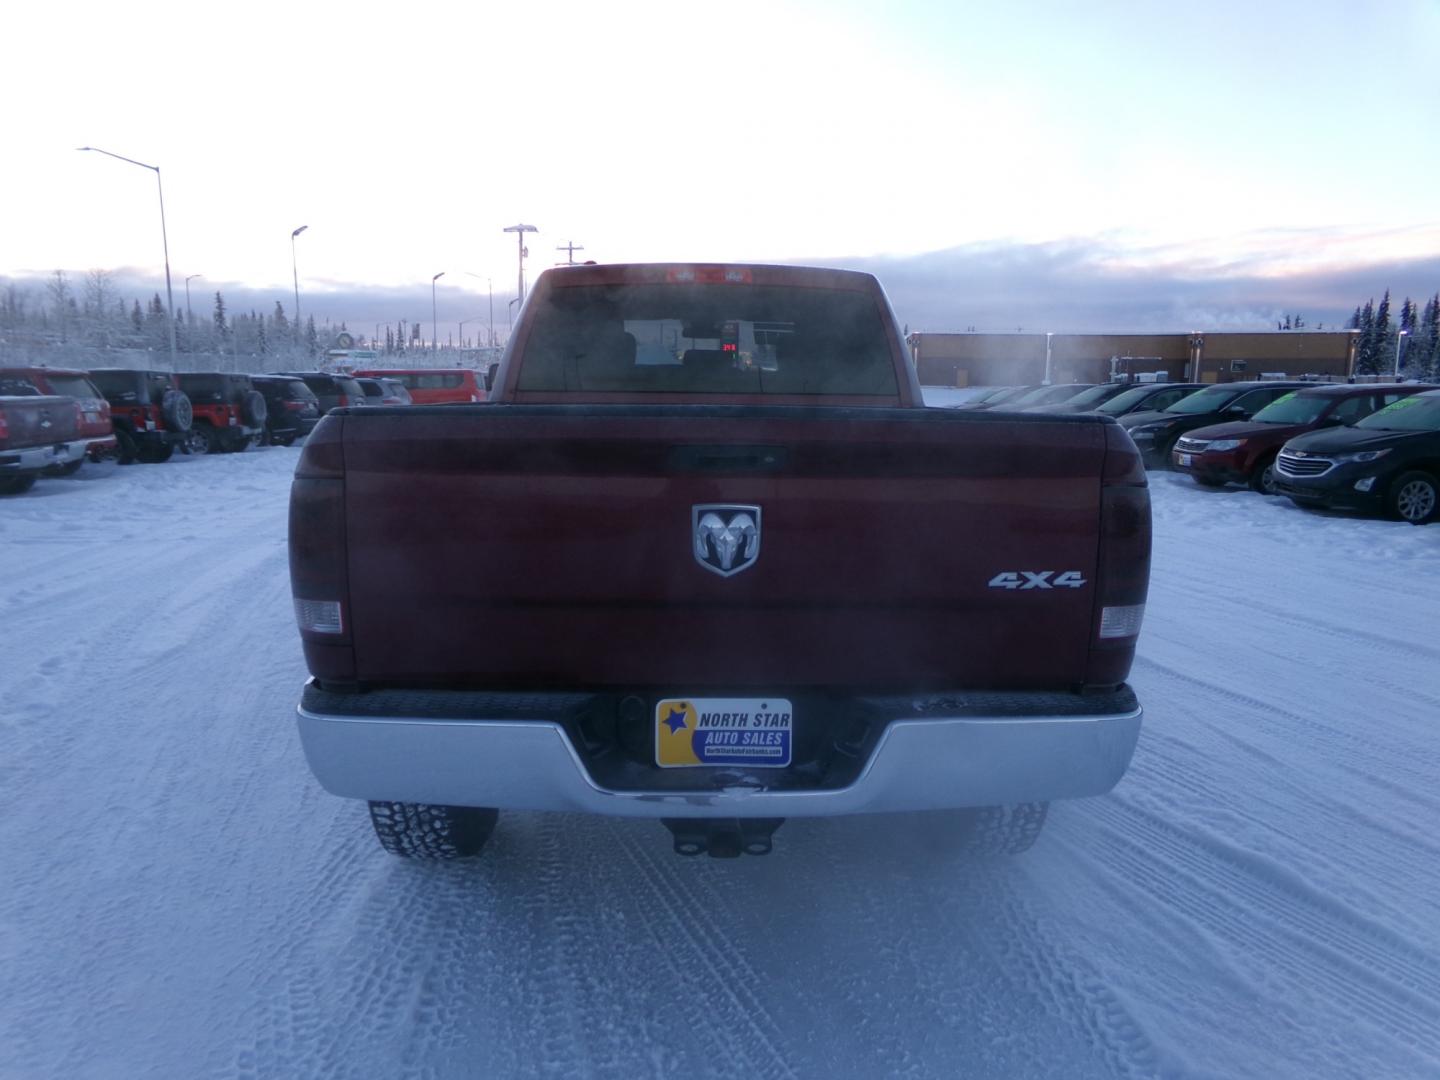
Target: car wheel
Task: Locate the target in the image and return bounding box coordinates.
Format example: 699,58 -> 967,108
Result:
0,474 -> 38,496
367,802 -> 499,859
1387,470 -> 1439,525
953,802 -> 1049,855
183,426 -> 216,456
275,432 -> 297,448
113,428 -> 139,465
1194,475 -> 1227,488
1249,453 -> 1279,495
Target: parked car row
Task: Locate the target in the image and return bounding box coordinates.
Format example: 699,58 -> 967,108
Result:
939,379 -> 1440,524
1,362 -> 498,494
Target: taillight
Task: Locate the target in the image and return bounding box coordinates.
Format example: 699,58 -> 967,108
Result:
289,415 -> 354,681
338,394 -> 350,407
0,408 -> 9,443
74,402 -> 85,427
1089,421 -> 1151,686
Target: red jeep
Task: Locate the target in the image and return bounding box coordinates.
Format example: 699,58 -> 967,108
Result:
175,373 -> 269,454
0,366 -> 116,474
87,369 -> 195,464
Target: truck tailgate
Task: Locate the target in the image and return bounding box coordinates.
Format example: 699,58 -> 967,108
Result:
0,395 -> 80,450
341,406 -> 1106,690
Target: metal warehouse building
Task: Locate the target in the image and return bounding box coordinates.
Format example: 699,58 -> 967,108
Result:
908,331 -> 1359,387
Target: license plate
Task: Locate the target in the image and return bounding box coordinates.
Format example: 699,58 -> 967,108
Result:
1178,453 -> 1192,466
655,697 -> 793,768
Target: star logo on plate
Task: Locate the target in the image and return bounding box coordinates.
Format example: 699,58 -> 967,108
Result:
661,705 -> 689,734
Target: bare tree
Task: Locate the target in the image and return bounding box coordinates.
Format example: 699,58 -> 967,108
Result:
45,270 -> 73,343
84,269 -> 117,346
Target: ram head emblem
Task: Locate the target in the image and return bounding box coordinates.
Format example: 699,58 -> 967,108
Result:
692,505 -> 762,577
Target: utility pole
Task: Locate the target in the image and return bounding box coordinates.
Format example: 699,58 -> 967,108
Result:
503,223 -> 538,305
556,240 -> 584,265
185,274 -> 203,329
291,225 -> 308,346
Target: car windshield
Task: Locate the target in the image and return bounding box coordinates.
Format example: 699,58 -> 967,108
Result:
1006,384 -> 1085,406
516,283 -> 898,396
1060,384 -> 1122,408
1354,394 -> 1440,431
1098,386 -> 1167,414
980,385 -> 1036,405
1250,392 -> 1331,424
1163,385 -> 1239,414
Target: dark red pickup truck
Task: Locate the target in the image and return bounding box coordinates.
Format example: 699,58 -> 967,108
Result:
289,264 -> 1151,859
0,377 -> 89,495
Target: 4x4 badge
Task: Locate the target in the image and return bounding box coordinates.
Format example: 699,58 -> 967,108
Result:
693,504 -> 761,577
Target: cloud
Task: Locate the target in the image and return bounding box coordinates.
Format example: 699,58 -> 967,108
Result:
6,234 -> 1438,341
830,236 -> 1440,332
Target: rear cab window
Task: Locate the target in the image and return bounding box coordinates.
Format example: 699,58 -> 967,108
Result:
515,280 -> 899,397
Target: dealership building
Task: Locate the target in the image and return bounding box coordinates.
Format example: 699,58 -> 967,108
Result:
907,331 -> 1360,387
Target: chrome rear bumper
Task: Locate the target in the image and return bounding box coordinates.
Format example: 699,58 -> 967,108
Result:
297,684 -> 1141,818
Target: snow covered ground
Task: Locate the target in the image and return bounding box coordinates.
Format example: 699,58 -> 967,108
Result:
3,442 -> 1438,1080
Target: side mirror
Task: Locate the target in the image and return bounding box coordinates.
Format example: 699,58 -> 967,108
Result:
1319,416 -> 1345,427
1226,405 -> 1249,416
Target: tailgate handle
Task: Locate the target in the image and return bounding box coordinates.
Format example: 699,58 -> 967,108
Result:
668,444 -> 788,473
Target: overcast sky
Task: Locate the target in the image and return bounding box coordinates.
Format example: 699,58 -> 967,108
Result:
3,0 -> 1436,330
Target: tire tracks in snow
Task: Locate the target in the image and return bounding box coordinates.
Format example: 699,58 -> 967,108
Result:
612,828 -> 799,1080
1132,654 -> 1440,790
1082,796 -> 1440,1067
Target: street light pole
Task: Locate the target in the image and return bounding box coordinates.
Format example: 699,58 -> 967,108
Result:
77,146 -> 178,369
503,223 -> 538,305
1393,329 -> 1410,379
291,225 -> 308,347
432,271 -> 446,353
184,273 -> 203,329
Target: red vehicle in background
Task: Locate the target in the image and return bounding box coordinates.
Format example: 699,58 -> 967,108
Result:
351,368 -> 487,404
0,366 -> 116,472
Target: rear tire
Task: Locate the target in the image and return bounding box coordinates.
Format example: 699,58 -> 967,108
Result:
114,428 -> 139,465
954,802 -> 1049,855
0,474 -> 38,496
1387,470 -> 1438,525
182,425 -> 217,456
1193,475 -> 1227,488
1249,453 -> 1279,495
367,801 -> 499,859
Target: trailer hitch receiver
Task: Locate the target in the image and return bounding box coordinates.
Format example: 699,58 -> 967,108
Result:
662,818 -> 785,858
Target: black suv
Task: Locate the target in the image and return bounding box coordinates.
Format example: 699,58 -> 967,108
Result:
276,372 -> 367,414
1119,380 -> 1309,467
1273,389 -> 1440,524
87,369 -> 194,464
252,376 -> 322,446
175,373 -> 268,454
